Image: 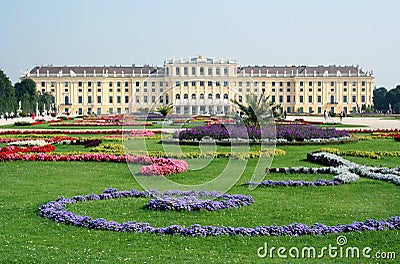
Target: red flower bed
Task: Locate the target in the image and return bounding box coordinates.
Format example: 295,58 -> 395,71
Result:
0,145 -> 55,153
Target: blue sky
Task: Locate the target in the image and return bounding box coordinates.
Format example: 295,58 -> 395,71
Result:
1,0 -> 399,88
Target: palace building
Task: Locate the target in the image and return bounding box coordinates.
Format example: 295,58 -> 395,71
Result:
22,55 -> 374,116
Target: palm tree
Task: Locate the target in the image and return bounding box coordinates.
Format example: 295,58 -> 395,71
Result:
156,105 -> 173,118
231,93 -> 279,128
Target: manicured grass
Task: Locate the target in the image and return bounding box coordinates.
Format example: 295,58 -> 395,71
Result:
0,138 -> 399,263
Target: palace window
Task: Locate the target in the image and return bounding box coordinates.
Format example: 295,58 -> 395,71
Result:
216,67 -> 221,75
300,81 -> 304,86
330,81 -> 334,86
216,94 -> 220,99
192,94 -> 196,99
117,96 -> 121,104
272,82 -> 276,87
184,94 -> 188,99
343,95 -> 347,103
318,81 -> 322,86
97,96 -> 101,104
88,96 -> 92,104
200,67 -> 204,75
125,96 -> 129,103
184,81 -> 188,87
78,82 -> 82,87
136,96 -> 140,103
279,82 -> 283,87
223,94 -> 228,99
125,82 -> 129,87
208,67 -> 212,76
192,81 -> 196,86
299,96 -> 303,103
224,67 -> 228,76
200,81 -> 204,86
344,81 -> 347,86
208,93 -> 212,99
176,67 -> 180,75
308,96 -> 312,103
200,94 -> 204,99
117,82 -> 121,87
287,82 -> 291,87
308,81 -> 313,86
184,67 -> 188,75
175,94 -> 180,100
192,67 -> 196,75
98,82 -> 102,87
78,96 -> 82,104
208,81 -> 212,86
224,81 -> 228,86
109,82 -> 113,87
109,96 -> 113,103
65,82 -> 69,87
144,96 -> 148,103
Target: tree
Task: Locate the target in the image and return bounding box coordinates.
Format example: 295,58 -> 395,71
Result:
38,92 -> 52,114
231,93 -> 279,128
0,69 -> 17,113
373,87 -> 388,112
15,78 -> 37,113
387,85 -> 400,113
155,105 -> 173,118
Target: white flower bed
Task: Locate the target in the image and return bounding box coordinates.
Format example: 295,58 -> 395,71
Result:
7,140 -> 48,147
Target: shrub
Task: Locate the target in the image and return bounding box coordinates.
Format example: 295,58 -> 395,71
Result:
14,121 -> 32,126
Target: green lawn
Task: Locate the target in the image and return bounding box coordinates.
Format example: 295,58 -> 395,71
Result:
0,138 -> 399,263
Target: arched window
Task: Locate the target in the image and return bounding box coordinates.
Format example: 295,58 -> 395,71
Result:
64,95 -> 69,105
216,94 -> 220,99
200,94 -> 204,100
192,67 -> 196,75
330,95 -> 335,103
184,67 -> 188,75
208,67 -> 212,76
200,67 -> 204,75
191,94 -> 196,99
223,94 -> 228,99
224,67 -> 228,76
184,94 -> 188,99
208,93 -> 213,99
165,95 -> 169,104
216,67 -> 221,75
176,67 -> 180,75
175,94 -> 180,100
166,67 -> 169,76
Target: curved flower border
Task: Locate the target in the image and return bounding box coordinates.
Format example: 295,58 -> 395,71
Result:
38,187 -> 400,237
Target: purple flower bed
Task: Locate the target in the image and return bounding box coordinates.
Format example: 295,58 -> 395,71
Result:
38,188 -> 400,237
177,124 -> 349,141
145,192 -> 254,211
245,179 -> 343,187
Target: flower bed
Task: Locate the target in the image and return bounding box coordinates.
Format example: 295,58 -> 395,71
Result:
176,124 -> 349,144
0,152 -> 188,176
145,190 -> 253,211
307,152 -> 400,186
0,130 -> 161,136
49,123 -> 153,127
0,145 -> 55,153
38,187 -> 400,237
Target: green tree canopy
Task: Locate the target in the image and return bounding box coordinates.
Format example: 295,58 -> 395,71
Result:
15,78 -> 37,113
156,105 -> 173,117
0,69 -> 17,113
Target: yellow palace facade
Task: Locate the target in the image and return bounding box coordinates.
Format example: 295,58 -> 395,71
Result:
22,55 -> 374,116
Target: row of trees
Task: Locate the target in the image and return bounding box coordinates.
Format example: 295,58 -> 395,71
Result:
373,85 -> 400,113
0,69 -> 52,115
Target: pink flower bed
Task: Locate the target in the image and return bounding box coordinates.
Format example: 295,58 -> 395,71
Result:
0,152 -> 187,176
140,157 -> 188,176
